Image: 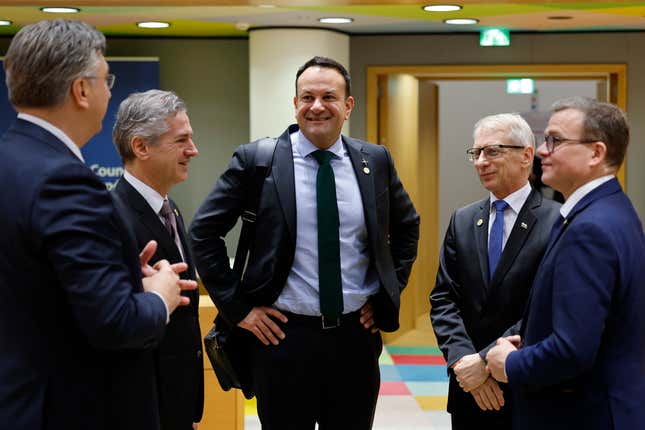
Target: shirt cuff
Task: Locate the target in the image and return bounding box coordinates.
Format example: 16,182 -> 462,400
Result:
150,291 -> 170,324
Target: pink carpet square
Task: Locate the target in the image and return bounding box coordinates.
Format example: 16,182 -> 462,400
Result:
379,381 -> 411,395
390,355 -> 446,365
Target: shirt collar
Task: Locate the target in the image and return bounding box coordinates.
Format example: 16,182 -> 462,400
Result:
17,112 -> 84,162
123,170 -> 167,214
293,130 -> 343,160
489,181 -> 532,214
560,174 -> 614,218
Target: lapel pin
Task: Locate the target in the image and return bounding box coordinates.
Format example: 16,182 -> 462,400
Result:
477,219 -> 483,227
563,219 -> 568,226
521,222 -> 528,229
174,208 -> 179,217
361,157 -> 370,175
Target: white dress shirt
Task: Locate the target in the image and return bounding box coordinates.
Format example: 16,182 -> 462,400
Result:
273,131 -> 379,316
488,181 -> 533,250
560,175 -> 614,218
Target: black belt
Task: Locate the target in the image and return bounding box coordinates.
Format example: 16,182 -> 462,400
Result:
281,310 -> 362,329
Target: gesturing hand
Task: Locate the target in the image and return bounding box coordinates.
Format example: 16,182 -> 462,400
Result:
238,307 -> 288,346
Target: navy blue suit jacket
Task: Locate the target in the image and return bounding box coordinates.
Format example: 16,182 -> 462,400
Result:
506,178 -> 645,430
0,119 -> 167,430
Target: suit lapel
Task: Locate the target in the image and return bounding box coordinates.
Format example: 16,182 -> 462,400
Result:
489,190 -> 540,288
271,126 -> 297,243
475,200 -> 491,287
344,136 -> 378,249
115,178 -> 182,262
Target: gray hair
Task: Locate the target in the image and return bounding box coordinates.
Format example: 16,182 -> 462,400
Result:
3,19 -> 106,108
473,113 -> 535,148
113,89 -> 187,163
551,96 -> 628,169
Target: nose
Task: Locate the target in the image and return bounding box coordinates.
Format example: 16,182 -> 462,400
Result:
311,97 -> 325,112
473,151 -> 488,167
185,139 -> 198,157
536,141 -> 549,158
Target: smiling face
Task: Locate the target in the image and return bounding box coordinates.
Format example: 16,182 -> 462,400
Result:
144,110 -> 198,195
538,108 -> 599,200
294,66 -> 355,149
473,128 -> 533,199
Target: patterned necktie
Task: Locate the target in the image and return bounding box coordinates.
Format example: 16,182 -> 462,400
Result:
488,199 -> 509,280
312,150 -> 343,323
160,199 -> 177,240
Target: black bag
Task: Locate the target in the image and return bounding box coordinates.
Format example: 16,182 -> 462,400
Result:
203,137 -> 276,399
204,315 -> 254,399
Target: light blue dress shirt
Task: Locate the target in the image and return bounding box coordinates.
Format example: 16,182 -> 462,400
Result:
273,131 -> 379,316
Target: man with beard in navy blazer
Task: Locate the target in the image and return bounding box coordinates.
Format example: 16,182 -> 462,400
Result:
487,97 -> 645,430
0,20 -> 195,430
190,56 -> 419,429
112,90 -> 203,430
430,113 -> 560,430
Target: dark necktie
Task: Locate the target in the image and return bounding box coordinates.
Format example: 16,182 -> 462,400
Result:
312,150 -> 343,322
488,199 -> 509,280
160,199 -> 177,240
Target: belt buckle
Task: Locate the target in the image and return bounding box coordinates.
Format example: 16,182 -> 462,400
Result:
321,315 -> 340,329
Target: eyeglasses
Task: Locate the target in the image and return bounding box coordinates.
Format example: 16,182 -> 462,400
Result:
465,145 -> 525,162
543,135 -> 596,154
84,73 -> 115,90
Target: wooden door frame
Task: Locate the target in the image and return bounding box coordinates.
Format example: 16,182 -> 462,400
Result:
366,63 -> 627,184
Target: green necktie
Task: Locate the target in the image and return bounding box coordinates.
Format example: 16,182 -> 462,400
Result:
312,150 -> 343,322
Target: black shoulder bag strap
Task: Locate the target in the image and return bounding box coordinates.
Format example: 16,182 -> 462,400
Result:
232,137 -> 277,277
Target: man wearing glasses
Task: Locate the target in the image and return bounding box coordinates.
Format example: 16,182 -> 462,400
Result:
430,113 -> 560,430
0,20 -> 195,430
487,97 -> 645,430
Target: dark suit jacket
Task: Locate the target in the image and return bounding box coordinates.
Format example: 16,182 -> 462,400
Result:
0,119 -> 167,430
430,189 -> 561,415
506,178 -> 645,430
112,178 -> 204,429
190,124 -> 419,332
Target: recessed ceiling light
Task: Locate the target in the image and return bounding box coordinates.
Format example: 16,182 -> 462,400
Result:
137,21 -> 170,29
548,16 -> 573,20
444,18 -> 478,25
423,5 -> 462,12
318,17 -> 354,24
257,4 -> 276,8
40,7 -> 80,13
0,20 -> 12,26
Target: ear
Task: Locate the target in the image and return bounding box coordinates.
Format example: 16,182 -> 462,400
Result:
130,136 -> 151,160
344,96 -> 355,120
589,141 -> 607,167
522,145 -> 535,167
70,78 -> 90,110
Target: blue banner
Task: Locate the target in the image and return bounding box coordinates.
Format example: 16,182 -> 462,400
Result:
0,59 -> 159,189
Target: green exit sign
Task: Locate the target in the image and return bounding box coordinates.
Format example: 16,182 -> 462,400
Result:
480,28 -> 510,46
507,79 -> 535,94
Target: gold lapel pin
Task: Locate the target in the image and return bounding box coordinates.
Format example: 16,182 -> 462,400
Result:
361,157 -> 370,175
477,219 -> 483,227
521,222 -> 528,229
563,219 -> 568,226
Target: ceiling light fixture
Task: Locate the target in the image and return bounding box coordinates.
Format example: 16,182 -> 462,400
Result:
423,5 -> 462,12
137,21 -> 170,29
257,4 -> 277,8
319,17 -> 354,24
444,18 -> 478,25
0,20 -> 12,26
548,16 -> 573,20
40,7 -> 80,13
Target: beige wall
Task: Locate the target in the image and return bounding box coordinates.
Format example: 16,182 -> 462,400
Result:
350,32 -> 645,222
